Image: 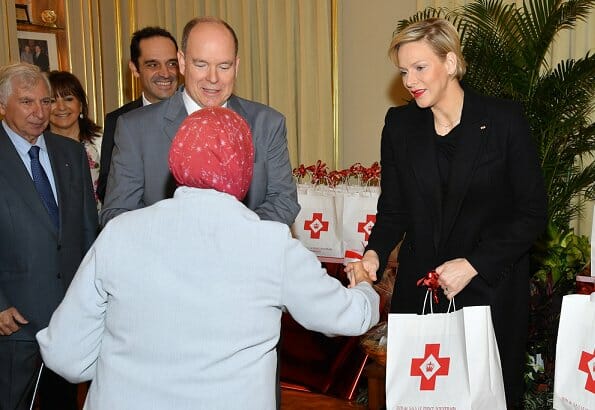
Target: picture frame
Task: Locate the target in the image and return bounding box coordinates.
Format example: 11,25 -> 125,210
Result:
17,30 -> 59,72
15,4 -> 30,24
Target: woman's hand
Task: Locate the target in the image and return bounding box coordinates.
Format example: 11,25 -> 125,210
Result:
435,258 -> 478,300
344,250 -> 380,288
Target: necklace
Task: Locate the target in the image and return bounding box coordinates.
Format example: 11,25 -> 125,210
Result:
435,118 -> 460,134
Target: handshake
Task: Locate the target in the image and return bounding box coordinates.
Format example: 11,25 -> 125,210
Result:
344,250 -> 380,288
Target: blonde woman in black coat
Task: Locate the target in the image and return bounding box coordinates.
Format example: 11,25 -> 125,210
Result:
346,18 -> 547,408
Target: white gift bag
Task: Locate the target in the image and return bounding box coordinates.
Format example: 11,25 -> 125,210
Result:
386,299 -> 506,409
291,184 -> 343,260
553,293 -> 595,410
341,186 -> 380,261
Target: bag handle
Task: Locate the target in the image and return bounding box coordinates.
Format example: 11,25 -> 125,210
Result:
418,270 -> 456,315
422,290 -> 456,315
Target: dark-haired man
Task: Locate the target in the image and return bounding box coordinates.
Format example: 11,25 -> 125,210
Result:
97,26 -> 179,202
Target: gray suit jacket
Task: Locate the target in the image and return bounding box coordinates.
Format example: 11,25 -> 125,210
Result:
100,91 -> 300,226
0,128 -> 98,341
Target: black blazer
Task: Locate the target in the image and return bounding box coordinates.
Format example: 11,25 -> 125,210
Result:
0,129 -> 98,340
97,98 -> 143,202
367,88 -> 547,401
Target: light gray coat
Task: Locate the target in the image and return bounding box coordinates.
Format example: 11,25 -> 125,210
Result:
38,187 -> 379,410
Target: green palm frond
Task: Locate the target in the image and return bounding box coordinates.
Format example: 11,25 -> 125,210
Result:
516,0 -> 595,78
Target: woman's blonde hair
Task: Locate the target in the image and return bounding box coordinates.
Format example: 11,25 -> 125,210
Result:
388,18 -> 467,80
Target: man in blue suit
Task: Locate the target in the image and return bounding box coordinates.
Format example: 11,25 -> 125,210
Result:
100,17 -> 299,227
0,63 -> 98,410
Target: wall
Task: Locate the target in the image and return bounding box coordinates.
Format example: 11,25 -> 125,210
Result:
339,0 -> 416,168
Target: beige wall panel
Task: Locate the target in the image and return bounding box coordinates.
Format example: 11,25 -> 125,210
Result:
0,1 -> 19,65
66,0 -> 104,127
96,1 -> 120,117
339,0 -> 416,168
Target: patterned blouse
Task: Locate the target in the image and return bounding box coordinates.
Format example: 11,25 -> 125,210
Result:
83,135 -> 102,211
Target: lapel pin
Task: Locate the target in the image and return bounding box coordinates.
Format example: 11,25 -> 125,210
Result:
480,125 -> 487,130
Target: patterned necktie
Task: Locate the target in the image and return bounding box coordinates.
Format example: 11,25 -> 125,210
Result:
28,146 -> 59,230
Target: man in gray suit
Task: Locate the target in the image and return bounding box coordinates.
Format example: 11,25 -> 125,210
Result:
97,26 -> 179,203
0,63 -> 98,409
101,17 -> 299,226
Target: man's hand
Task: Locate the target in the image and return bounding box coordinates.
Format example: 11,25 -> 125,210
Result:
0,307 -> 28,336
345,250 -> 380,288
435,258 -> 478,300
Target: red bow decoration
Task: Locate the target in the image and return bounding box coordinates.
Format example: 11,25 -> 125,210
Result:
416,270 -> 441,304
363,161 -> 381,184
306,160 -> 328,184
326,170 -> 345,187
292,164 -> 308,179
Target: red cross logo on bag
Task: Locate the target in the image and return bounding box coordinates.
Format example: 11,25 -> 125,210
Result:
578,349 -> 595,393
304,212 -> 329,239
410,343 -> 450,390
357,214 -> 376,241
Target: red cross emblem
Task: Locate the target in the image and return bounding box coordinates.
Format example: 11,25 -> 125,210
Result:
578,349 -> 595,393
410,343 -> 450,390
304,212 -> 329,239
357,214 -> 376,241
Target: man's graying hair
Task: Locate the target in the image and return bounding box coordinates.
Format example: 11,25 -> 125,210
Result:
0,63 -> 51,104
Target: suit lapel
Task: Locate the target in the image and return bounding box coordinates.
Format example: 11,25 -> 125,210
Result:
227,95 -> 247,119
439,90 -> 489,249
163,92 -> 188,141
0,128 -> 58,235
406,106 -> 443,252
45,133 -> 72,238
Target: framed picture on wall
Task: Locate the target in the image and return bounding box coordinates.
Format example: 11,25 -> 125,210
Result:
15,4 -> 30,24
17,30 -> 59,72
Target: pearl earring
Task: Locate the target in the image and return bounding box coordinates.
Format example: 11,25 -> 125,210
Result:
79,113 -> 83,119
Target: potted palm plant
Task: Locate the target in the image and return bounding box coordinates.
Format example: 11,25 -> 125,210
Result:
397,0 -> 595,407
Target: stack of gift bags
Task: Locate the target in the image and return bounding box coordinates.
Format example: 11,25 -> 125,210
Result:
291,161 -> 380,263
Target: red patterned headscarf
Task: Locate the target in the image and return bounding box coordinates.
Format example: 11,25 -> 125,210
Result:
168,107 -> 254,200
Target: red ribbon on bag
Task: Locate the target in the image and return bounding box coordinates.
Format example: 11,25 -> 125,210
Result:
292,164 -> 308,179
417,270 -> 441,304
306,160 -> 328,185
363,161 -> 381,184
326,170 -> 344,187
344,249 -> 363,263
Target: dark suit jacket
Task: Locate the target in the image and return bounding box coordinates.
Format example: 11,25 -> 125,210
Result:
0,129 -> 98,341
33,52 -> 50,72
97,98 -> 143,202
100,92 -> 299,226
367,89 -> 547,401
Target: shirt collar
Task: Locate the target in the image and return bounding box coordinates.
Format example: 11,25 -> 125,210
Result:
2,120 -> 47,155
141,93 -> 152,107
182,89 -> 228,115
